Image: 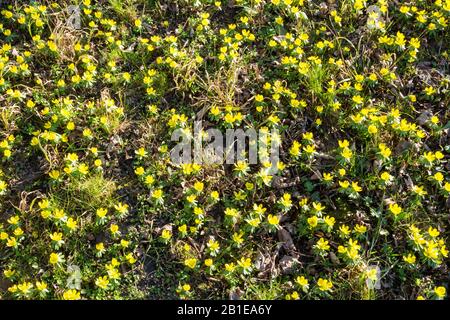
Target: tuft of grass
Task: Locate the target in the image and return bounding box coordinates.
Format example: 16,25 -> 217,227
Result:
53,173 -> 117,211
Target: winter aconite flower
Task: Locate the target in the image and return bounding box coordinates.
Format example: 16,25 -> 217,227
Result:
63,289 -> 81,300
184,258 -> 197,269
49,252 -> 63,265
317,278 -> 333,292
388,203 -> 402,217
95,276 -> 110,290
434,286 -> 446,299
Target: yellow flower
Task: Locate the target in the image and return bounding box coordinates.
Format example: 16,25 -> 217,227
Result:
186,194 -> 197,205
204,258 -> 213,267
303,144 -> 316,154
207,239 -> 220,254
193,207 -> 204,217
324,216 -> 335,229
290,140 -> 301,157
428,227 -> 440,238
135,147 -> 148,158
127,253 -> 137,264
379,144 -> 392,159
181,283 -> 191,292
403,253 -> 416,264
224,262 -> 236,273
423,151 -> 436,163
430,116 -> 439,125
380,172 -> 391,182
50,232 -> 63,242
135,166 -> 145,176
412,185 -> 427,196
339,225 -> 350,237
17,282 -> 33,295
145,175 -> 155,186
232,232 -> 244,246
352,95 -> 364,105
122,72 -> 131,82
152,189 -> 163,200
49,252 -> 62,265
267,214 -> 280,226
120,239 -> 130,248
307,216 -> 318,228
96,208 -> 108,219
76,163 -> 89,175
354,224 -> 367,234
36,281 -> 48,292
53,209 -> 66,220
13,228 -> 23,237
255,94 -> 264,102
66,217 -> 78,231
444,183 -> 450,193
237,257 -> 252,270
110,224 -> 119,234
341,148 -> 353,160
96,242 -> 105,251
184,258 -> 197,269
49,170 -> 60,180
433,172 -> 444,182
434,286 -> 446,298
338,139 -> 349,149
351,181 -> 362,193
275,16 -> 284,25
234,161 -> 249,174
317,278 -> 333,292
424,243 -> 439,261
388,203 -> 402,216
424,86 -> 436,96
296,276 -> 309,291
95,276 -> 110,289
312,202 -> 325,212
0,179 -> 7,193
193,181 -> 204,193
107,267 -> 120,280
3,269 -> 15,278
225,207 -> 239,218
315,238 -> 330,251
7,215 -> 20,225
368,124 -> 378,134
366,268 -> 378,282
302,132 -> 314,141
339,180 -> 350,189
435,151 -> 444,160
279,193 -> 292,209
63,289 -> 81,300
1,231 -> 8,240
